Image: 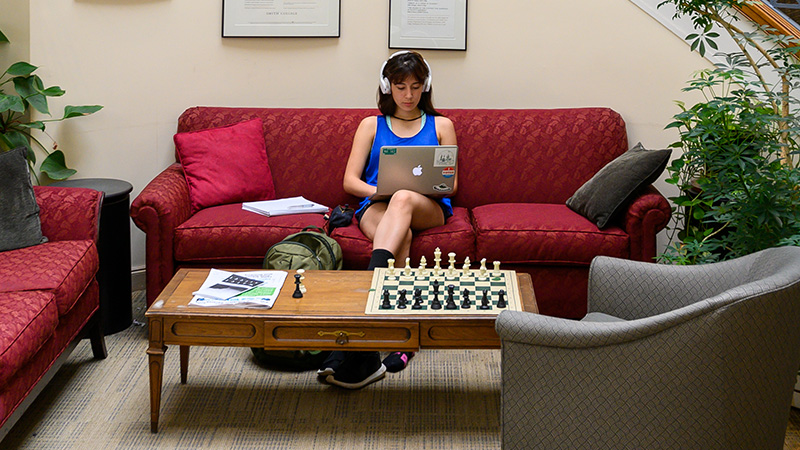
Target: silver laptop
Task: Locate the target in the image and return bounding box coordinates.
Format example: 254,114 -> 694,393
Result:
372,145 -> 458,201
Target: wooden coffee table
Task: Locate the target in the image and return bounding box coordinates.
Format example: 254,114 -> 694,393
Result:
146,268 -> 537,432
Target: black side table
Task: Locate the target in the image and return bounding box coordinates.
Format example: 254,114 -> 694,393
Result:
51,178 -> 133,335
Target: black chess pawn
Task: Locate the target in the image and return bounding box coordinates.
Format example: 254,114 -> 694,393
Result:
381,289 -> 391,309
292,274 -> 303,298
497,289 -> 507,308
460,288 -> 471,309
431,291 -> 442,310
479,289 -> 491,309
397,289 -> 408,309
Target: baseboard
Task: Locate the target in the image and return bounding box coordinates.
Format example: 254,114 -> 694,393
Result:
132,267 -> 146,292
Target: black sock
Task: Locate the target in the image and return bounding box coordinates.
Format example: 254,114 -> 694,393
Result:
368,249 -> 395,270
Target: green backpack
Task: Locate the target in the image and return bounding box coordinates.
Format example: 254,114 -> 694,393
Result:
252,226 -> 343,370
262,226 -> 343,271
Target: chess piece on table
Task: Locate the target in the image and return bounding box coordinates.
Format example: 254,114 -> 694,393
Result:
493,261 -> 501,277
480,289 -> 491,310
387,259 -> 396,278
448,252 -> 456,277
462,256 -> 471,277
431,291 -> 442,310
418,256 -> 427,277
497,289 -> 507,308
397,289 -> 408,309
381,289 -> 391,309
404,257 -> 412,277
460,288 -> 471,309
434,248 -> 442,276
292,274 -> 303,298
296,269 -> 306,294
479,258 -> 488,279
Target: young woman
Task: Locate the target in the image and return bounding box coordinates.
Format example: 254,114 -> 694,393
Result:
319,51 -> 457,389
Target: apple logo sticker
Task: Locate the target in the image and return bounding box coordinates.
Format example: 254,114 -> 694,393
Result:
412,165 -> 423,176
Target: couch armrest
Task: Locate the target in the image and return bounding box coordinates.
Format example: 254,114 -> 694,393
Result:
619,185 -> 671,262
130,163 -> 192,306
34,186 -> 103,243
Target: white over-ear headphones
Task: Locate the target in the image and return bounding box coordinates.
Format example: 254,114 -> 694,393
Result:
379,50 -> 432,95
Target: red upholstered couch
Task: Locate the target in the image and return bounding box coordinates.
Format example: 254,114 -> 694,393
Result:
131,107 -> 670,318
0,186 -> 107,439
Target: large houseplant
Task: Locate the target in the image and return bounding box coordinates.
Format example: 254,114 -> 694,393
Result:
658,0 -> 800,264
0,27 -> 102,181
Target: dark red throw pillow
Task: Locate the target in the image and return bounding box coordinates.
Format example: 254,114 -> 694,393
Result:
174,118 -> 276,213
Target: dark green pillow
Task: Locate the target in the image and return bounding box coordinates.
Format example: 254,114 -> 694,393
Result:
0,147 -> 47,251
566,143 -> 671,229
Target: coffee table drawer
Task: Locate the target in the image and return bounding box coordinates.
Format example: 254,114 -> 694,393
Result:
265,320 -> 419,350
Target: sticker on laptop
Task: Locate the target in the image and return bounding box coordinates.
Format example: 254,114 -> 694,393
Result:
433,183 -> 452,192
382,147 -> 398,155
434,148 -> 456,167
441,167 -> 455,178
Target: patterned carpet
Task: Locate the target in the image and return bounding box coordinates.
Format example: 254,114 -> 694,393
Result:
2,291 -> 800,449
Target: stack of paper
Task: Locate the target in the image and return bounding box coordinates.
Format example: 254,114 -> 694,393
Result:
243,196 -> 328,217
190,269 -> 288,308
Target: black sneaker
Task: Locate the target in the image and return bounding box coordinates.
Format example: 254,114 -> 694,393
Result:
382,351 -> 415,373
325,351 -> 386,390
317,350 -> 346,381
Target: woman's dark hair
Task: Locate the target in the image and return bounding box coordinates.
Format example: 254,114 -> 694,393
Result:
377,51 -> 441,117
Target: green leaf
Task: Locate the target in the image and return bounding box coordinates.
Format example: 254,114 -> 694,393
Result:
0,93 -> 24,113
18,121 -> 46,131
5,62 -> 37,77
37,86 -> 65,97
1,129 -> 33,161
62,105 -> 103,119
13,75 -> 49,115
40,150 -> 76,180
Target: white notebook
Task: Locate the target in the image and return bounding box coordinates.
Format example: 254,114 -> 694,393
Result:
242,196 -> 328,217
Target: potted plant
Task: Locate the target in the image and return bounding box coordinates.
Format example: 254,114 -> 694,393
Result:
657,0 -> 800,265
0,27 -> 102,181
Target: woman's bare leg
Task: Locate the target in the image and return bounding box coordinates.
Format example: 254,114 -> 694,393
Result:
359,190 -> 445,261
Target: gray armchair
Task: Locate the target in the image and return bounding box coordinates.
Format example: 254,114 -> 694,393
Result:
496,246 -> 800,450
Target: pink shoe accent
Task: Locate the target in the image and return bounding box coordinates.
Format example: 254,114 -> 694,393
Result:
399,353 -> 409,365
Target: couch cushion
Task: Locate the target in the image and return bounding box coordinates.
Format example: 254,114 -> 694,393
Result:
0,290 -> 59,388
174,118 -> 277,214
333,207 -> 475,269
174,203 -> 327,264
566,143 -> 671,228
0,240 -> 99,316
0,147 -> 47,251
472,203 -> 629,265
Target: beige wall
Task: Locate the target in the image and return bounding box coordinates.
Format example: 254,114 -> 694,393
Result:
22,0 -> 710,270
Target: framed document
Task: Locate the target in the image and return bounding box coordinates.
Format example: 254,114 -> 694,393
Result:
389,0 -> 467,51
222,0 -> 340,38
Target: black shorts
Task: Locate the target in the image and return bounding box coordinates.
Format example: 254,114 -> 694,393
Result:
355,199 -> 453,223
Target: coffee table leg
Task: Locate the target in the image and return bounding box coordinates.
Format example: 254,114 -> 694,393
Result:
147,343 -> 166,433
180,345 -> 189,384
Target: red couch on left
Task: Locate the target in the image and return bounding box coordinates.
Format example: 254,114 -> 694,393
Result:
0,186 -> 107,440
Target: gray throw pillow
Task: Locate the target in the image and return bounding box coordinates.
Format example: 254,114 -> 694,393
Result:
0,147 -> 47,251
566,143 -> 671,229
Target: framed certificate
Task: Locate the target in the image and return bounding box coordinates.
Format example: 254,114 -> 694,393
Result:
222,0 -> 340,38
389,0 -> 468,51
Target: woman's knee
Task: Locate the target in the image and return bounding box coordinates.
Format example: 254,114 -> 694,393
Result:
387,190 -> 419,212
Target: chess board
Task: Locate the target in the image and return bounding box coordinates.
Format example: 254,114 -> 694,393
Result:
365,267 -> 523,315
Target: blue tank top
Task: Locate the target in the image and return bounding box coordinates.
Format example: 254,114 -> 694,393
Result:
355,115 -> 453,218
